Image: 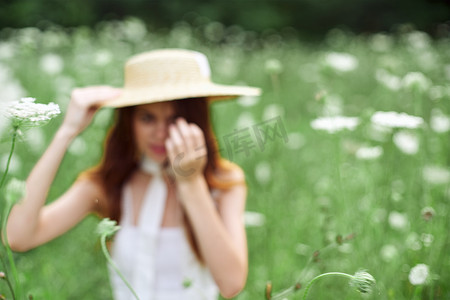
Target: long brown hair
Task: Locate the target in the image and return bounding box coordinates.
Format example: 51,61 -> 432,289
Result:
82,97 -> 245,263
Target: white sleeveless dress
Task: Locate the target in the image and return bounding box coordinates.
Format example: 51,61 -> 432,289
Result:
108,174 -> 220,300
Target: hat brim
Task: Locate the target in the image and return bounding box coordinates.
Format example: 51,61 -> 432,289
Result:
101,83 -> 261,108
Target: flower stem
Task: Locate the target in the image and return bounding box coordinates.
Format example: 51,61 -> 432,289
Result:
100,234 -> 140,300
302,272 -> 354,300
271,285 -> 298,300
2,204 -> 20,299
0,129 -> 18,189
0,252 -> 16,300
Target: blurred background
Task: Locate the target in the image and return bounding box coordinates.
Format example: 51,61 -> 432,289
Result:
0,0 -> 449,299
0,0 -> 449,38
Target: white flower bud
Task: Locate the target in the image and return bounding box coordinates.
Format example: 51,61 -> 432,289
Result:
350,271 -> 376,294
96,218 -> 120,238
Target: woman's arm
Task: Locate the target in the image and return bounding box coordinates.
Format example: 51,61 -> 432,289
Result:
177,174 -> 248,299
165,118 -> 248,298
5,86 -> 120,252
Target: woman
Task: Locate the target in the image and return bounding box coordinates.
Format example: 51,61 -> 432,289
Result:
6,49 -> 261,299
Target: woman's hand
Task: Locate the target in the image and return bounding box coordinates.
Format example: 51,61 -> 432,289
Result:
165,117 -> 207,182
60,86 -> 122,138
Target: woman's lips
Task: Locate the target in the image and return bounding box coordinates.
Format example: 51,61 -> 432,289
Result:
150,145 -> 166,155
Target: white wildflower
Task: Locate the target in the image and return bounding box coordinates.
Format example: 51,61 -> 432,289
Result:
244,211 -> 265,227
380,244 -> 398,262
5,97 -> 60,128
94,49 -> 113,66
263,104 -> 284,120
388,211 -> 408,230
416,52 -> 437,71
423,166 -> 450,185
40,53 -> 64,75
311,116 -> 359,133
96,218 -> 120,238
370,33 -> 394,52
264,59 -> 283,75
286,132 -> 305,150
402,72 -> 431,92
393,131 -> 419,155
405,31 -> 431,50
350,271 -> 376,294
324,52 -> 359,72
375,69 -> 402,91
371,111 -> 424,129
430,109 -> 450,133
421,233 -> 434,247
237,96 -> 260,107
0,42 -> 14,59
121,17 -> 147,42
254,161 -> 271,184
236,112 -> 256,129
355,146 -> 383,160
406,232 -> 422,251
408,264 -> 429,285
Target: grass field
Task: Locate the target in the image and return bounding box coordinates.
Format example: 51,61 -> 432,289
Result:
0,18 -> 449,299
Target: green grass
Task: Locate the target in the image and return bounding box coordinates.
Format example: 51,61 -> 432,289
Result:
0,18 -> 449,299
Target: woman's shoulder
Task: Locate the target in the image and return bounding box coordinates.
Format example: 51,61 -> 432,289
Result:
76,172 -> 109,217
214,162 -> 245,182
210,159 -> 246,194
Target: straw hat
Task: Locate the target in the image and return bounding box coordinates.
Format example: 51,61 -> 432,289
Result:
103,49 -> 261,107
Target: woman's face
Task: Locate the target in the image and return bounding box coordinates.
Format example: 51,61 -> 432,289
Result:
132,101 -> 177,164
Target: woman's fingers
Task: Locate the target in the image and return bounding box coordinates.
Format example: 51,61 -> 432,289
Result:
168,122 -> 185,155
175,118 -> 195,154
166,118 -> 207,180
190,123 -> 207,159
72,86 -> 122,108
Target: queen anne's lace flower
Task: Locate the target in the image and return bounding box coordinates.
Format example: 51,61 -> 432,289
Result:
311,116 -> 359,133
324,52 -> 359,72
5,97 -> 60,128
371,111 -> 424,129
355,146 -> 383,160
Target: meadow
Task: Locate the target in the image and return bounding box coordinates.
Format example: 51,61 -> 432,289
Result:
0,18 -> 449,299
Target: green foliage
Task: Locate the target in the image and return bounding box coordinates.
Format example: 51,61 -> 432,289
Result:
0,20 -> 449,299
0,0 -> 449,38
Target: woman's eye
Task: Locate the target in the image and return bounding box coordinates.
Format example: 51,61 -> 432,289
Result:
140,114 -> 155,123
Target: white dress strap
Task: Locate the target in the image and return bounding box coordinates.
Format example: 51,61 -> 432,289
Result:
132,169 -> 168,298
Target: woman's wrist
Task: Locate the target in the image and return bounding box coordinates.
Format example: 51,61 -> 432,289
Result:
55,125 -> 78,144
176,173 -> 207,198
